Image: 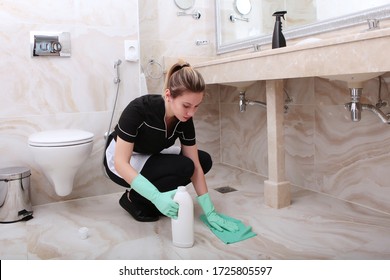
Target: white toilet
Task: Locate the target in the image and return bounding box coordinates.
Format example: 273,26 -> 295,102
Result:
28,129 -> 94,196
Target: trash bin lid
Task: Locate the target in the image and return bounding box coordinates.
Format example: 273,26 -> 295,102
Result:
0,167 -> 31,181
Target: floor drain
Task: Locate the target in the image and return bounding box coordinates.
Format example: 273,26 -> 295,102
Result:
214,186 -> 237,194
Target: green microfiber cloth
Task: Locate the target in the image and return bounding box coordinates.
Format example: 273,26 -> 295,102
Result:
200,214 -> 256,244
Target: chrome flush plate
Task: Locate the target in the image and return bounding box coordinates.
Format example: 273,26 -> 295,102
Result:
30,31 -> 71,57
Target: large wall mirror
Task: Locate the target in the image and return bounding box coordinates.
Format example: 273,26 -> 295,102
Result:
216,0 -> 390,54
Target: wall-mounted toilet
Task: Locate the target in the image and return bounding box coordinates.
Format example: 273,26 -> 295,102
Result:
28,129 -> 94,196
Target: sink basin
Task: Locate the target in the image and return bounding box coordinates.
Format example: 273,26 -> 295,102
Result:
320,72 -> 385,88
219,81 -> 256,91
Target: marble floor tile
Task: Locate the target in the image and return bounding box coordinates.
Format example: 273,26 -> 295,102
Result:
1,164 -> 390,260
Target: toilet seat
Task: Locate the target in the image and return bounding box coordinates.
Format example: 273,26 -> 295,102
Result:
28,129 -> 94,147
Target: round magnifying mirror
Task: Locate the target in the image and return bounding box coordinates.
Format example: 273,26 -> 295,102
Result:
174,0 -> 195,10
234,0 -> 252,15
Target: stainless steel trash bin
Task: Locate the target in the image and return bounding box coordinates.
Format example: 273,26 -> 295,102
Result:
0,167 -> 33,223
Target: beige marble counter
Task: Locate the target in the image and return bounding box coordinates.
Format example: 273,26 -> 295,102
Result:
193,27 -> 390,85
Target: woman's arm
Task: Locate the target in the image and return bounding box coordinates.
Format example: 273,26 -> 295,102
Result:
114,137 -> 179,218
182,144 -> 239,232
181,144 -> 208,196
114,137 -> 138,185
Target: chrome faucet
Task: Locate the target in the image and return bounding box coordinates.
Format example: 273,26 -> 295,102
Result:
239,91 -> 266,112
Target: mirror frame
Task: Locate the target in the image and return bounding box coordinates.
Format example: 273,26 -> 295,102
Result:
174,0 -> 195,10
216,1 -> 390,54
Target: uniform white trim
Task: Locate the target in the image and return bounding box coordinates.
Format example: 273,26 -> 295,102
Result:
105,140 -> 181,177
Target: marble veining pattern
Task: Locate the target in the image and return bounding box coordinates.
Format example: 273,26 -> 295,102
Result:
218,73 -> 390,215
0,0 -> 141,206
1,164 -> 390,260
1,0 -> 390,260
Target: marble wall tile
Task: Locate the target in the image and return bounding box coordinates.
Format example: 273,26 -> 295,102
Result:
193,104 -> 221,164
0,0 -> 76,24
283,78 -> 315,188
220,83 -> 268,175
314,103 -> 390,213
284,105 -> 315,189
215,73 -> 390,214
284,77 -> 316,105
194,84 -> 221,163
139,0 -> 215,94
1,0 -> 140,206
220,103 -> 268,173
297,74 -> 390,214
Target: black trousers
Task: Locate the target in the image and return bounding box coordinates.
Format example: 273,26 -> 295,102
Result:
132,150 -> 212,213
104,144 -> 212,214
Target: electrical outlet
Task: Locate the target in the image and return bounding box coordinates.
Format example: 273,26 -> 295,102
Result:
195,40 -> 209,46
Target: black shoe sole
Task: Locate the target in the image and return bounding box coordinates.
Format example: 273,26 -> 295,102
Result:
119,192 -> 159,222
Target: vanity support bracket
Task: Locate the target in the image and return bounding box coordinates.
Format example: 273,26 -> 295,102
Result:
264,80 -> 291,208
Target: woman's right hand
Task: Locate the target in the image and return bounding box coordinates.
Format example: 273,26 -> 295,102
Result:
151,189 -> 179,219
131,174 -> 179,219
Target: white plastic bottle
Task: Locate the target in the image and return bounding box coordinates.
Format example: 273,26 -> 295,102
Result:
171,186 -> 194,248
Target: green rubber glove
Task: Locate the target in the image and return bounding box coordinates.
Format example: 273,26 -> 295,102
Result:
197,193 -> 239,232
131,174 -> 179,219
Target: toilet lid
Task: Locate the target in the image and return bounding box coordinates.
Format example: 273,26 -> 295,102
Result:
28,129 -> 94,147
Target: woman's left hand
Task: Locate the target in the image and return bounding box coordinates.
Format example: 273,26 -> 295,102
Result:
197,192 -> 238,232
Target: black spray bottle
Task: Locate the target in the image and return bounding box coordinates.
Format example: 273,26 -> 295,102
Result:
272,11 -> 287,49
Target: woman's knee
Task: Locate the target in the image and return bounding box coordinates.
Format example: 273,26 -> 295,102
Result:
180,156 -> 195,178
177,151 -> 212,178
177,151 -> 211,180
198,150 -> 212,174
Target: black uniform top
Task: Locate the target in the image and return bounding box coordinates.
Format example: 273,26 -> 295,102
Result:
114,94 -> 196,154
